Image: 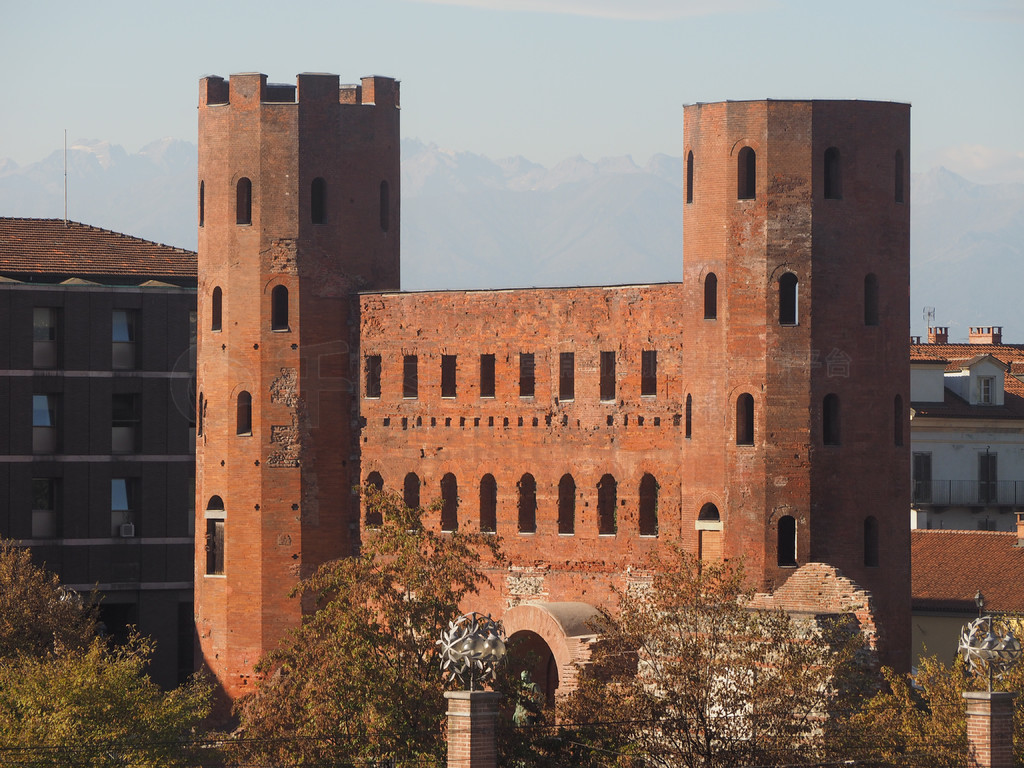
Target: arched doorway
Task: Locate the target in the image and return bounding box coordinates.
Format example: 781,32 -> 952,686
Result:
506,630 -> 558,708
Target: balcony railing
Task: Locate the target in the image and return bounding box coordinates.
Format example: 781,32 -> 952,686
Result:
912,479 -> 1024,507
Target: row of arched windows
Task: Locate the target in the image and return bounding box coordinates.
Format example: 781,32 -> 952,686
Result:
365,471 -> 660,537
196,391 -> 252,437
198,177 -> 392,230
684,147 -> 906,204
702,270 -> 880,327
775,514 -> 880,568
209,284 -> 289,332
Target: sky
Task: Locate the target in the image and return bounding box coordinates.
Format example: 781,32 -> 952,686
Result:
2,0 -> 1022,183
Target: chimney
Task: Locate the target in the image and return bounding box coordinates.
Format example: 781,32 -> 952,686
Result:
928,326 -> 949,344
969,326 -> 1002,345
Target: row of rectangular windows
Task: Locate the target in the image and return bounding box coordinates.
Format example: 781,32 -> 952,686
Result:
364,350 -> 659,401
30,393 -> 171,454
21,477 -> 152,539
30,308 -> 141,369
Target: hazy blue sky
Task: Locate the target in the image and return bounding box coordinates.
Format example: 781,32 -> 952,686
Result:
3,0 -> 1022,182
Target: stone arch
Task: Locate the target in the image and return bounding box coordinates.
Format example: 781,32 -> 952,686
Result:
501,602 -> 601,701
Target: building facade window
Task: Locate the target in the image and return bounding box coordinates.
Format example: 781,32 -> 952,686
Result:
271,285 -> 289,331
204,497 -> 226,575
112,309 -> 137,370
864,516 -> 879,567
403,473 -> 420,510
639,474 -> 658,537
736,393 -> 754,446
479,354 -> 495,398
979,452 -> 998,504
598,474 -> 617,535
111,478 -> 137,537
823,394 -> 841,445
685,394 -> 693,439
559,352 -> 575,401
685,150 -> 694,204
111,393 -> 140,453
365,472 -> 384,527
199,180 -> 205,227
236,391 -> 252,435
519,353 -> 535,398
479,474 -> 497,533
32,394 -> 59,453
236,177 -> 252,225
403,355 -> 419,399
518,474 -> 537,533
365,355 -> 382,398
311,177 -> 327,224
32,478 -> 59,538
737,146 -> 756,200
778,515 -> 797,567
779,273 -> 798,326
641,350 -> 657,397
912,452 -> 932,503
33,307 -> 60,368
441,355 -> 457,398
824,147 -> 842,199
558,474 -> 575,535
441,473 -> 458,532
211,287 -> 222,332
979,376 -> 995,405
704,272 -> 717,320
600,351 -> 616,402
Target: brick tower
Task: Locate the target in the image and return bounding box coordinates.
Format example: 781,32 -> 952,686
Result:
194,72 -> 400,700
681,100 -> 911,669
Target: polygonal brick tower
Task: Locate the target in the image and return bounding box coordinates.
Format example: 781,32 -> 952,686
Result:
681,100 -> 911,670
194,72 -> 399,701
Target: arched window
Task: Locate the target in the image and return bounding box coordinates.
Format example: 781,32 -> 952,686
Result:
893,394 -> 904,447
864,273 -> 879,326
699,503 -> 720,522
480,474 -> 497,533
365,472 -> 384,527
778,515 -> 797,567
698,503 -> 722,565
639,474 -> 658,537
441,473 -> 458,532
598,474 -> 617,535
517,474 -> 536,534
211,286 -> 222,332
311,177 -> 327,224
703,272 -> 718,320
824,147 -> 842,199
823,394 -> 841,445
197,392 -> 204,437
894,150 -> 905,203
236,391 -> 252,435
206,495 -> 224,512
736,393 -> 754,446
271,285 -> 289,331
685,150 -> 694,204
779,272 -> 798,325
403,473 -> 420,510
558,474 -> 575,535
737,146 -> 756,200
685,394 -> 692,439
379,180 -> 390,232
236,177 -> 252,225
199,181 -> 205,227
864,516 -> 880,567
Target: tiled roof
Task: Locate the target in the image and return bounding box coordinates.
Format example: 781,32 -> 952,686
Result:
0,218 -> 196,282
912,529 -> 1024,613
910,341 -> 1024,419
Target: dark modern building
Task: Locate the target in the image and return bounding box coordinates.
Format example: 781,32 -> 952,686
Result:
0,217 -> 197,688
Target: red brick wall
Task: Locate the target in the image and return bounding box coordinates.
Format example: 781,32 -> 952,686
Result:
195,72 -> 400,701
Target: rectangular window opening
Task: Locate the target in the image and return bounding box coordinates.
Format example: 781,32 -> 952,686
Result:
479,354 -> 495,398
641,350 -> 657,397
403,355 -> 418,399
365,355 -> 382,398
441,355 -> 457,398
559,352 -> 574,401
600,351 -> 616,402
519,353 -> 535,398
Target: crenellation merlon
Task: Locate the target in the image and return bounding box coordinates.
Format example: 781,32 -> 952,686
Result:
199,72 -> 399,109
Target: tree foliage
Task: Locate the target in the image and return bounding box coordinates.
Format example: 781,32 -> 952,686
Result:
0,541 -> 212,767
234,485 -> 502,766
561,547 -> 872,767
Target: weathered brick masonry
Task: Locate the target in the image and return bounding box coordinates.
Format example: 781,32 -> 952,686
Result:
196,78 -> 911,702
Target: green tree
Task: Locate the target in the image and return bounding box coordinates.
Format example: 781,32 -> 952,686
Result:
560,546 -> 872,768
0,542 -> 212,767
234,485 -> 502,766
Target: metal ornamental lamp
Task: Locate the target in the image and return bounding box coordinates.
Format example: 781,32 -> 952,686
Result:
958,590 -> 1023,693
438,612 -> 507,691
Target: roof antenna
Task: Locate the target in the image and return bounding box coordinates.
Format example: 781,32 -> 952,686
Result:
63,129 -> 68,227
924,307 -> 935,327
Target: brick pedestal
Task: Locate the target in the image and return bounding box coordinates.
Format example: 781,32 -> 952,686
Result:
964,691 -> 1015,768
445,691 -> 502,768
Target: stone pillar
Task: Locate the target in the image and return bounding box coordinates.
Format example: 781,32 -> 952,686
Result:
964,691 -> 1015,768
444,691 -> 502,768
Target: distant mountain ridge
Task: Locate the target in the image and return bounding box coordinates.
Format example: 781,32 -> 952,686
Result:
2,140 -> 1021,339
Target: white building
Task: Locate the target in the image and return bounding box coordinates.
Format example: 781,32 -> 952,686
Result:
910,326 -> 1024,531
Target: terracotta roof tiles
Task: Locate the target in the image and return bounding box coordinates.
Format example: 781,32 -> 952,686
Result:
912,529 -> 1024,613
0,217 -> 196,282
